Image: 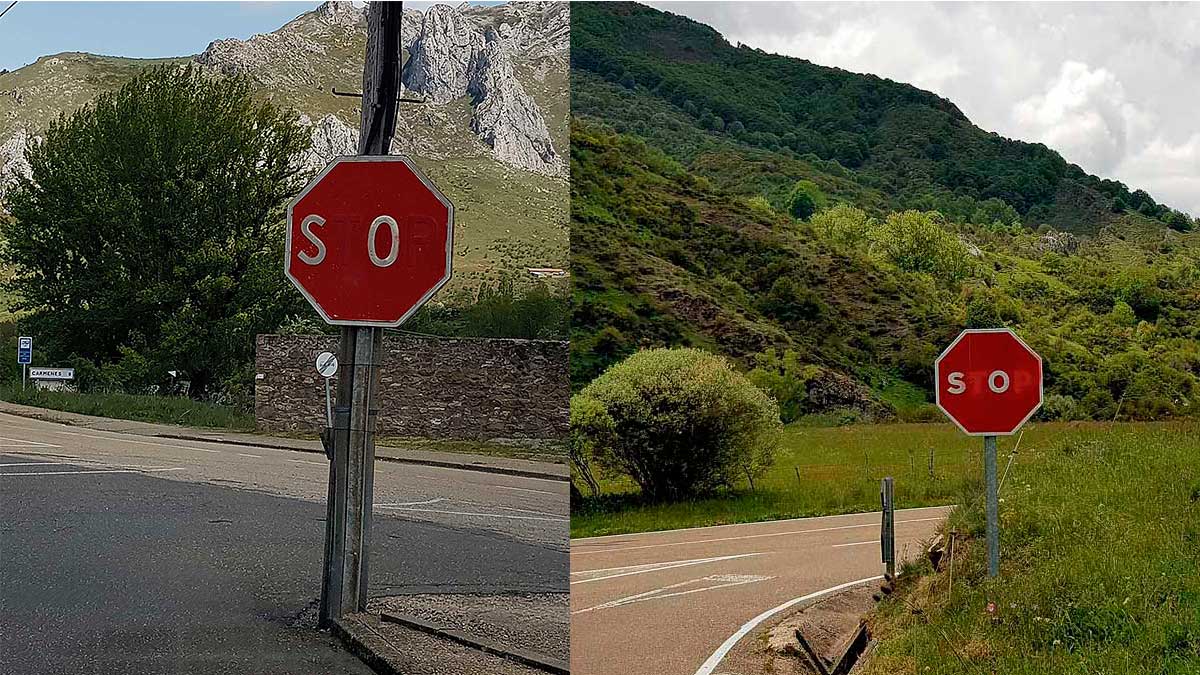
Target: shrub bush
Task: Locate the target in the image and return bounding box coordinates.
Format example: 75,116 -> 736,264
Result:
869,210 -> 973,283
570,348 -> 781,501
810,203 -> 876,248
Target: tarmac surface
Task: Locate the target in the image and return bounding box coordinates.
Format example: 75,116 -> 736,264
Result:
569,504 -> 951,675
0,412 -> 569,674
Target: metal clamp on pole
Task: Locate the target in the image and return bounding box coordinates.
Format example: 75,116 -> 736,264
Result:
328,406 -> 350,461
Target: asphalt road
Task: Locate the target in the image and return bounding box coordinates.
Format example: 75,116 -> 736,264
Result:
0,412 -> 569,674
569,505 -> 952,675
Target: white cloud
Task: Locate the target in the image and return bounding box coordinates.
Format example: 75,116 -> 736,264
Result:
1116,134 -> 1200,217
646,1 -> 1200,217
1012,62 -> 1132,174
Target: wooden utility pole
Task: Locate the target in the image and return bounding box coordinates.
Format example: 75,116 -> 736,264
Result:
319,1 -> 405,627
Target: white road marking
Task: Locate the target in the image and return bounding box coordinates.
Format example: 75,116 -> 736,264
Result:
0,461 -> 69,467
571,553 -> 766,585
833,540 -> 878,548
0,436 -> 60,448
236,453 -> 262,459
573,574 -> 773,615
0,467 -> 186,477
287,458 -> 327,466
378,506 -> 568,522
491,504 -> 565,517
52,430 -> 222,454
375,498 -> 447,508
495,485 -> 557,495
573,516 -> 946,556
574,504 -> 954,542
692,575 -> 884,675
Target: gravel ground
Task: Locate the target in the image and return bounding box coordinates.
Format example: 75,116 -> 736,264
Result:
369,592 -> 569,663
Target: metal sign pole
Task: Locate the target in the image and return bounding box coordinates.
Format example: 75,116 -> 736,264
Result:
984,435 -> 1000,577
880,477 -> 895,578
324,377 -> 334,428
319,1 -> 403,627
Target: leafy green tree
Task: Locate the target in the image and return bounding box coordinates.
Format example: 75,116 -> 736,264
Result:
1,65 -> 311,398
970,197 -> 1020,228
869,210 -> 973,283
570,348 -> 781,500
810,203 -> 876,248
1161,209 -> 1195,233
746,348 -> 820,423
786,180 -> 825,220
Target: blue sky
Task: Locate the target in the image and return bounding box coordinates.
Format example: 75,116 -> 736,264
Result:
0,2 -> 324,71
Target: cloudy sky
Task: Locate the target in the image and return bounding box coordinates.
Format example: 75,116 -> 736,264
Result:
649,2 -> 1200,217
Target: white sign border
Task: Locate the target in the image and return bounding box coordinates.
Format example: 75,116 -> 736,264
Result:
284,155 -> 455,328
933,327 -> 1043,436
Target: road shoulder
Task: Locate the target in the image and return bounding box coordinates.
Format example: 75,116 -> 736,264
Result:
0,400 -> 567,481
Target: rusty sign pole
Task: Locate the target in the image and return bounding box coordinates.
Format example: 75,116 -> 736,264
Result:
319,0 -> 404,627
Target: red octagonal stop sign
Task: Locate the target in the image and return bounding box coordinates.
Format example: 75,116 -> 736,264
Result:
934,328 -> 1043,436
285,156 -> 454,327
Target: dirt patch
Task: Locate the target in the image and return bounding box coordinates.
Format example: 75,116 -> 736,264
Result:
717,583 -> 878,675
335,611 -> 550,675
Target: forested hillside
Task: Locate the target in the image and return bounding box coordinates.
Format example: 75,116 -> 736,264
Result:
572,2 -> 1194,234
571,2 -> 1200,422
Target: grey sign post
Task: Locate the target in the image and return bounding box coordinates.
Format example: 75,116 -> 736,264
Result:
317,1 -> 405,628
881,476 -> 895,578
984,435 -> 1000,577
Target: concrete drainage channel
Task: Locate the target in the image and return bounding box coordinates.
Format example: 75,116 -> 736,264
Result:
795,618 -> 870,675
333,593 -> 569,675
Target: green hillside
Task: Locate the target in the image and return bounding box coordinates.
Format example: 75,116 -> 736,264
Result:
571,2 -> 1193,234
570,3 -> 1200,422
0,5 -> 569,311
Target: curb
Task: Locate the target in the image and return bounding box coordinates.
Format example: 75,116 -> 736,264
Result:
156,433 -> 569,482
381,611 -> 569,674
0,402 -> 567,482
329,617 -> 405,675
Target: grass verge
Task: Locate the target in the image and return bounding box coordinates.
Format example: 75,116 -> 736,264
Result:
0,384 -> 254,430
862,420 -> 1200,674
572,421 -> 985,538
570,421 -> 1190,538
374,437 -> 566,464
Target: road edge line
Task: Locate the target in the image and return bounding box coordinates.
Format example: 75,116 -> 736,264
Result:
692,575 -> 884,675
154,433 -> 569,482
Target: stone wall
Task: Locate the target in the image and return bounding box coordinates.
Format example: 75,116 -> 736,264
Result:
255,334 -> 568,440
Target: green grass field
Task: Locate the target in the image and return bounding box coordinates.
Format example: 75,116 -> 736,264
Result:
573,419 -> 1200,671
573,421 -> 989,538
570,421 -> 1193,538
0,384 -> 254,430
863,420 -> 1200,674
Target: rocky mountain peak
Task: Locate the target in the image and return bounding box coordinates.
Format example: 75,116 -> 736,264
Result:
402,4 -> 484,104
296,113 -> 358,174
403,3 -> 563,175
0,127 -> 37,204
312,1 -> 366,29
0,2 -> 567,194
468,30 -> 560,174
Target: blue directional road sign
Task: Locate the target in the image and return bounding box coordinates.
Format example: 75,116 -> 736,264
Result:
17,336 -> 32,365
